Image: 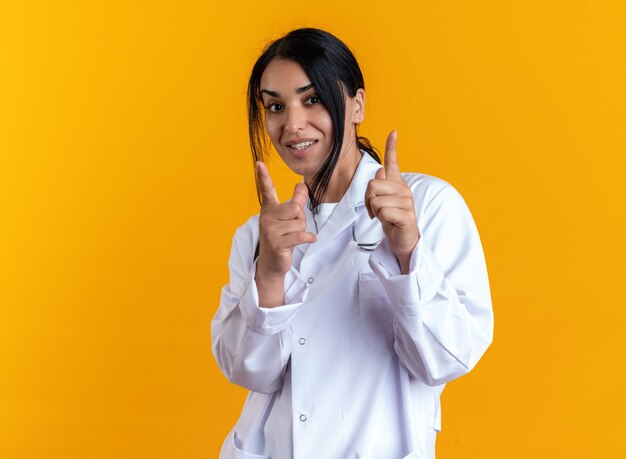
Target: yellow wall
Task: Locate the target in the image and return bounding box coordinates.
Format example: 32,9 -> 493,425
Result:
1,1 -> 625,457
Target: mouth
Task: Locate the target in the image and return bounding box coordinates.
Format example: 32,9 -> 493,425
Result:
285,139 -> 318,158
286,139 -> 318,151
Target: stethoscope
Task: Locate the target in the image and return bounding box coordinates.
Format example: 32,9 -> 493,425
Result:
352,217 -> 382,252
311,204 -> 383,253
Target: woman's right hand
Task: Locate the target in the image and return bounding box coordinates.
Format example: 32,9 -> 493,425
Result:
255,161 -> 316,307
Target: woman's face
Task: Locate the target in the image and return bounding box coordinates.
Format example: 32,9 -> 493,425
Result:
259,58 -> 363,182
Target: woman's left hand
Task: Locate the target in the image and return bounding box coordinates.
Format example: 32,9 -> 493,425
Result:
364,130 -> 420,274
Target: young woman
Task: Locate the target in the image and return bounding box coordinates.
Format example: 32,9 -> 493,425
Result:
212,28 -> 493,459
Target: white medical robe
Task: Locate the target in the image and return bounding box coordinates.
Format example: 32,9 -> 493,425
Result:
212,153 -> 494,458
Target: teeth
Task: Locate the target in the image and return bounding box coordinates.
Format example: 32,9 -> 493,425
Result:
290,140 -> 315,150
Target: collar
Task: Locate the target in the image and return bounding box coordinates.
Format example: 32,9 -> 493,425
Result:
296,152 -> 383,255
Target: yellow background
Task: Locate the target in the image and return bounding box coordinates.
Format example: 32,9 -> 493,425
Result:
1,0 -> 625,457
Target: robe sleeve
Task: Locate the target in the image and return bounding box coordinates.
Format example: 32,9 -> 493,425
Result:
368,183 -> 494,386
211,219 -> 309,393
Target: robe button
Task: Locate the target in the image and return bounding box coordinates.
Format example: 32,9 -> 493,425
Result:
307,277 -> 315,284
298,338 -> 306,345
299,414 -> 307,422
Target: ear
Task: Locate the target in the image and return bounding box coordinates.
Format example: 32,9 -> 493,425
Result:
351,88 -> 365,124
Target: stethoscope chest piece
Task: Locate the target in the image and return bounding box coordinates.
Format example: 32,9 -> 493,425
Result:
352,207 -> 384,253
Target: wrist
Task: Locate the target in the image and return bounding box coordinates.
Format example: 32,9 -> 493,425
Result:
394,237 -> 419,275
255,267 -> 286,308
256,257 -> 287,284
397,253 -> 411,275
255,270 -> 285,288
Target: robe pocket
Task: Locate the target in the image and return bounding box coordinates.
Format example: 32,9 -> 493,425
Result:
221,431 -> 270,459
358,272 -> 394,353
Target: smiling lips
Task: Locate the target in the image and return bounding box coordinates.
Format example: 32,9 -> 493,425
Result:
287,139 -> 318,151
285,139 -> 318,158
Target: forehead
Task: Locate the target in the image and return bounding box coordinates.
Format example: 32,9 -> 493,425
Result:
260,58 -> 311,93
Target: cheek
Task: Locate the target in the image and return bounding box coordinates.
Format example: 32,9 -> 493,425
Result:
316,112 -> 334,141
264,118 -> 281,144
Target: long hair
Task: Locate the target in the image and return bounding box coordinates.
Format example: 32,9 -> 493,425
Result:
247,28 -> 380,211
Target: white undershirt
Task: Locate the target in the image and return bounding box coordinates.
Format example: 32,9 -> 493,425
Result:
313,202 -> 338,233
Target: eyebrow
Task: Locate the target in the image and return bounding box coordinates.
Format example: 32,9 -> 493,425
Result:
260,83 -> 314,98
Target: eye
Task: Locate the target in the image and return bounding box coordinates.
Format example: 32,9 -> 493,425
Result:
306,94 -> 321,105
265,102 -> 283,113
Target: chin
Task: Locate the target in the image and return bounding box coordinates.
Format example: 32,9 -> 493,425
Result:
281,157 -> 325,179
289,166 -> 318,181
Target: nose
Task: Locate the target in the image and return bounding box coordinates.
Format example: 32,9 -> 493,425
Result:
285,105 -> 307,134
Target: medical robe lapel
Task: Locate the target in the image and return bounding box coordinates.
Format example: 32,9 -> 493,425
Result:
295,153 -> 383,257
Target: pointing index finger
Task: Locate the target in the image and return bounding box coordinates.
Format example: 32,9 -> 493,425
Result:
384,130 -> 402,181
256,161 -> 280,205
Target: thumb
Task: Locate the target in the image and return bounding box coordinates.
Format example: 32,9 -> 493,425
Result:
375,167 -> 386,180
290,182 -> 309,208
